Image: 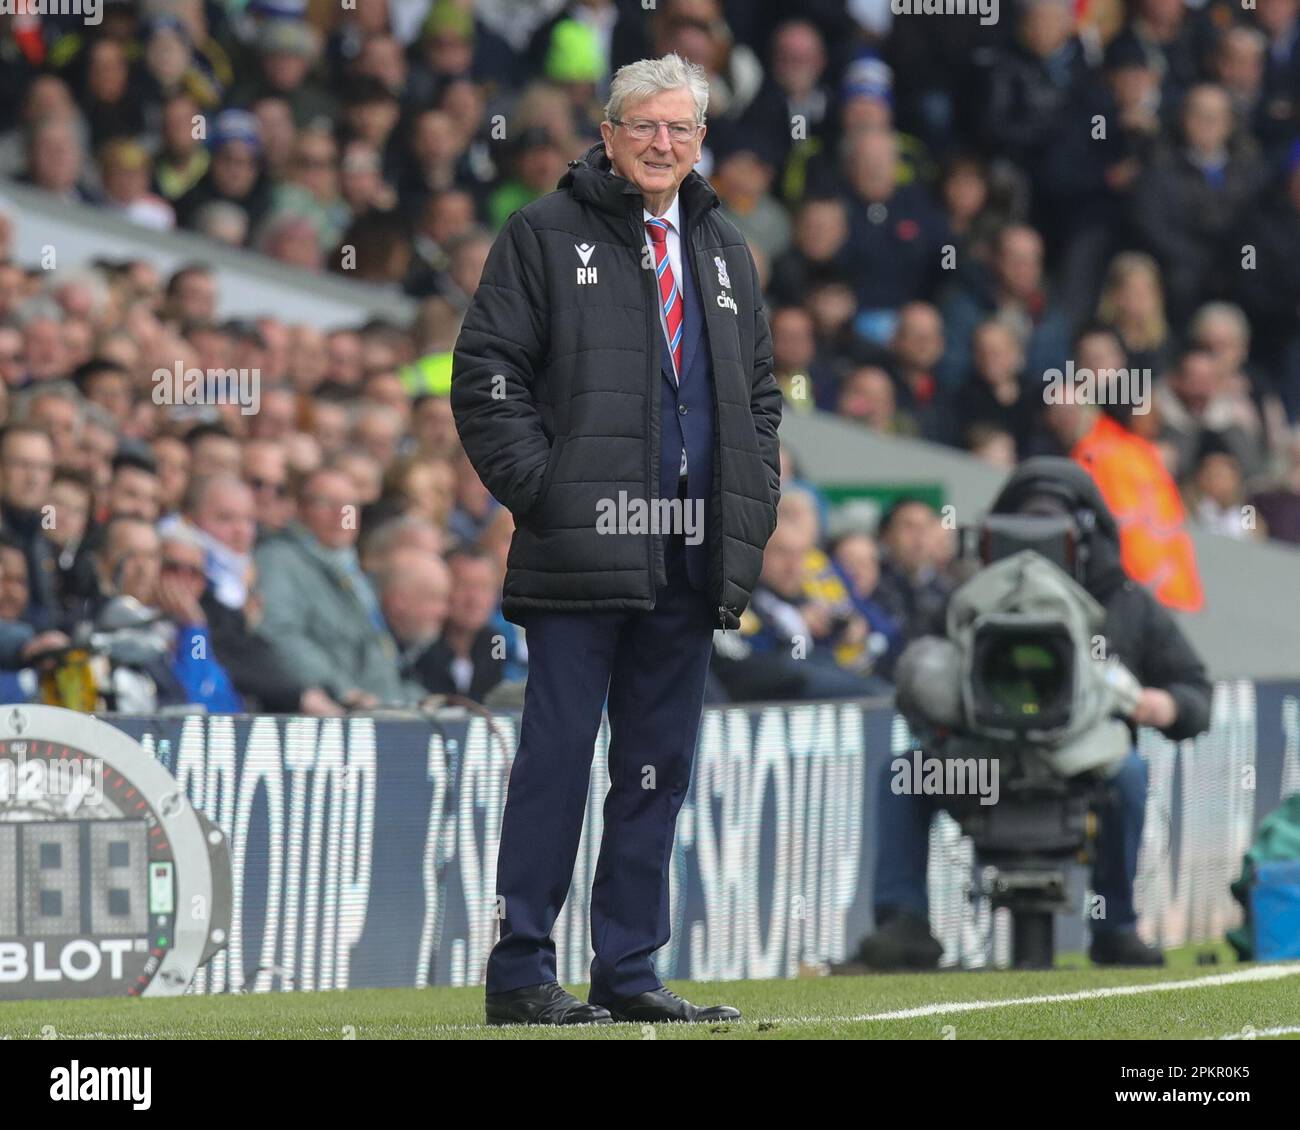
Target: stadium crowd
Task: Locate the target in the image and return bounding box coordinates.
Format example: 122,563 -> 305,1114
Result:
1,0 -> 1300,710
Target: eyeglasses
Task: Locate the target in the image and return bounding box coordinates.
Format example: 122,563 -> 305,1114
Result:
247,476 -> 289,498
611,118 -> 702,143
162,559 -> 207,580
2,458 -> 54,474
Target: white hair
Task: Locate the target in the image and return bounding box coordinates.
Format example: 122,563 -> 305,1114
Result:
1190,301 -> 1250,347
605,53 -> 709,124
14,379 -> 84,423
160,522 -> 207,554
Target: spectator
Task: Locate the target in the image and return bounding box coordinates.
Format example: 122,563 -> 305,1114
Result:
1231,141 -> 1300,421
164,264 -> 218,323
105,452 -> 162,523
154,92 -> 211,202
157,526 -> 245,712
151,435 -> 191,518
242,440 -> 293,535
1183,437 -> 1263,541
716,514 -> 886,702
1155,343 -> 1266,482
1108,0 -> 1210,110
937,155 -> 1005,279
889,301 -> 952,444
1064,338 -> 1206,612
954,318 -> 1038,457
1130,83 -> 1267,323
98,139 -> 176,231
255,467 -> 410,707
180,474 -> 257,610
486,127 -> 571,231
1096,251 -> 1172,377
829,530 -> 904,679
22,116 -> 93,204
85,517 -> 218,712
1186,301 -> 1281,479
840,128 -> 949,339
379,545 -> 452,684
938,223 -> 1070,393
872,497 -> 952,645
1248,429 -> 1300,545
837,365 -> 917,438
711,139 -> 792,262
47,467 -> 97,613
768,196 -> 850,308
769,304 -> 838,414
176,109 -> 273,237
410,545 -> 505,702
186,423 -> 242,478
14,382 -> 83,468
0,533 -> 69,688
0,425 -> 59,629
967,422 -> 1019,469
1254,0 -> 1300,154
230,19 -> 336,128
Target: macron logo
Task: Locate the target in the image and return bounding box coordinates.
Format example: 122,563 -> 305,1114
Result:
575,243 -> 598,285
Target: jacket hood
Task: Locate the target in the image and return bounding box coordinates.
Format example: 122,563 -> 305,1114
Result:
989,457 -> 1127,595
558,141 -> 721,225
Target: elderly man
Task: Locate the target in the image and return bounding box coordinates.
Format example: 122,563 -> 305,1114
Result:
180,474 -> 341,716
241,439 -> 293,535
379,545 -> 451,681
255,467 -> 411,708
0,425 -> 60,629
453,53 -> 781,1025
180,474 -> 258,610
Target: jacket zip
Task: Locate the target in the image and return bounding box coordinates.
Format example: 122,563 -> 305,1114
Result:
689,230 -> 737,634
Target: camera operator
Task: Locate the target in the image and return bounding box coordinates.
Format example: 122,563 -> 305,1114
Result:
852,458 -> 1212,969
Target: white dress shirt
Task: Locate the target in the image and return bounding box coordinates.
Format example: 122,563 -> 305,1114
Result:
643,195 -> 688,479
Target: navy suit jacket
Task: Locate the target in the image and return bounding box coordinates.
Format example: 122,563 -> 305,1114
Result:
656,215 -> 715,592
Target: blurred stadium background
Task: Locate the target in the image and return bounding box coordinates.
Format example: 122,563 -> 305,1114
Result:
0,0 -> 1299,1018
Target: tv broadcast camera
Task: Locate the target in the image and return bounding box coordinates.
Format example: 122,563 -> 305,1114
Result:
893,512 -> 1144,968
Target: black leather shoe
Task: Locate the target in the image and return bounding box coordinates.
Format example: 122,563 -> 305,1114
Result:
1089,930 -> 1165,967
849,909 -> 944,971
590,986 -> 741,1023
485,981 -> 613,1026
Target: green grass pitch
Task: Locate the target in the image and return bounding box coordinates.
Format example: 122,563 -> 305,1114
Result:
2,946 -> 1297,1040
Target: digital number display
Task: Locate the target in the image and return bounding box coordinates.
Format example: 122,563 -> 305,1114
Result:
1,820 -> 149,937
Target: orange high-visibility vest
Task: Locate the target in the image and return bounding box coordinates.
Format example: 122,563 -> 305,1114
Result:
1072,414 -> 1205,612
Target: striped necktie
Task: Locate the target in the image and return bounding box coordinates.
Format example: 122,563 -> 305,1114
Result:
645,218 -> 683,382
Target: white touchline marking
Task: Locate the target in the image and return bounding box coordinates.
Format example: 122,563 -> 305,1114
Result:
787,963 -> 1300,1025
1215,1026 -> 1300,1040
424,965 -> 1300,1034
157,964 -> 1300,1036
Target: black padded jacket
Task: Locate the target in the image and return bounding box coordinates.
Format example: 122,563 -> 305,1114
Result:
451,143 -> 782,629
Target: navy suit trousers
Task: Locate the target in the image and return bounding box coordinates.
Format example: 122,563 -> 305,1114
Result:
485,485 -> 716,997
